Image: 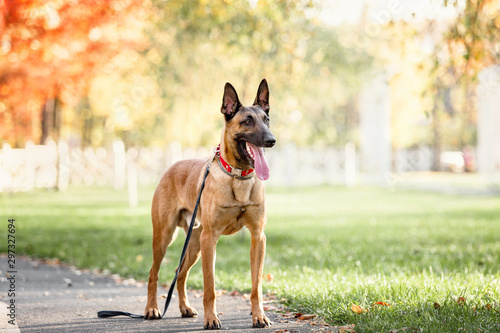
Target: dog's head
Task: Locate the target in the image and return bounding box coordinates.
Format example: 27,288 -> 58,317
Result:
221,79 -> 276,180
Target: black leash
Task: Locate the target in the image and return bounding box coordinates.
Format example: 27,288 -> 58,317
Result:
97,162 -> 211,320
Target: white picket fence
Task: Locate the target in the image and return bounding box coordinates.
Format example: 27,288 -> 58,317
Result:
0,139 -> 439,193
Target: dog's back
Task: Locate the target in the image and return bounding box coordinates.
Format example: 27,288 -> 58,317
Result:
152,159 -> 207,227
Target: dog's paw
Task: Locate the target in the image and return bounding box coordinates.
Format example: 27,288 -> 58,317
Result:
203,312 -> 222,330
180,305 -> 198,318
144,306 -> 162,319
252,312 -> 272,328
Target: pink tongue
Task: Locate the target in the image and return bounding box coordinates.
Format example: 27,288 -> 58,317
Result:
248,143 -> 270,181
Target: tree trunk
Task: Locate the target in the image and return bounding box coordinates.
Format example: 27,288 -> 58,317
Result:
431,98 -> 442,171
40,97 -> 59,144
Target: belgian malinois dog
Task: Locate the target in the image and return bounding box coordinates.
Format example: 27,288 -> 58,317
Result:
144,79 -> 276,329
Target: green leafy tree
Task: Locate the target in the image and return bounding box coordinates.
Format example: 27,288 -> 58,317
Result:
137,0 -> 371,147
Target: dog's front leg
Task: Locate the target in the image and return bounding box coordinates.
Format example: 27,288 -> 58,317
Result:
200,229 -> 221,329
249,227 -> 272,328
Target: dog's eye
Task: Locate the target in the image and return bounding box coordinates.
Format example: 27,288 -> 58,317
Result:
264,117 -> 270,124
244,118 -> 253,125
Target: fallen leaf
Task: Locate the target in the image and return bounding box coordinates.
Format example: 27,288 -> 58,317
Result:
339,324 -> 356,332
263,305 -> 278,311
281,312 -> 295,319
266,273 -> 274,282
216,290 -> 227,297
457,297 -> 466,305
298,314 -> 317,320
44,258 -> 62,266
351,304 -> 368,314
373,301 -> 391,307
485,304 -> 492,310
293,312 -> 303,318
228,290 -> 241,296
433,302 -> 441,309
265,291 -> 278,300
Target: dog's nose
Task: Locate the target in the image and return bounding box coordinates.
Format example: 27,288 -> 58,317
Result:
264,137 -> 276,148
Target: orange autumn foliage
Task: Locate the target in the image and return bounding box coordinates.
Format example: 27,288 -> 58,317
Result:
0,0 -> 146,146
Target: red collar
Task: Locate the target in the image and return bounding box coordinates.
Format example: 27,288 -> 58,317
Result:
215,145 -> 254,179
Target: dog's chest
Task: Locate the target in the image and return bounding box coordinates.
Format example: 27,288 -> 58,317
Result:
231,179 -> 253,203
210,178 -> 264,235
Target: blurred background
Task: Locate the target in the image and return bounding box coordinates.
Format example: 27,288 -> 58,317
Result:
1,0 -> 499,195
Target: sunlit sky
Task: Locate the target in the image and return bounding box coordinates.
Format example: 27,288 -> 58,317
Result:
318,0 -> 466,25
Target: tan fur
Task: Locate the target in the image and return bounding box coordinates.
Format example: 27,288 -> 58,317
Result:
144,81 -> 274,329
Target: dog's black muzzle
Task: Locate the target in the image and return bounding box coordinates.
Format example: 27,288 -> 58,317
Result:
263,133 -> 276,148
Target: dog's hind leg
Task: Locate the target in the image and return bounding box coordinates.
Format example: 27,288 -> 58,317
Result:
177,215 -> 202,317
144,206 -> 181,319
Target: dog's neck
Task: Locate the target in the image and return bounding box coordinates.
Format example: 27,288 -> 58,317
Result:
220,128 -> 252,171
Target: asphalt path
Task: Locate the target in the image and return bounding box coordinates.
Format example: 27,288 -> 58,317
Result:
1,257 -> 318,333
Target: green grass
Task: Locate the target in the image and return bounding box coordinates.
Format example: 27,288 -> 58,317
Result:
1,185 -> 500,332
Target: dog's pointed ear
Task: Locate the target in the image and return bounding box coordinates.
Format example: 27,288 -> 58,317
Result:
253,79 -> 270,113
221,82 -> 242,120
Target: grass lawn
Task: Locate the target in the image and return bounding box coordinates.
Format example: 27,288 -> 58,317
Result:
1,185 -> 499,332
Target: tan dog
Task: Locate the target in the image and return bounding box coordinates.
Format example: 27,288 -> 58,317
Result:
144,79 -> 276,329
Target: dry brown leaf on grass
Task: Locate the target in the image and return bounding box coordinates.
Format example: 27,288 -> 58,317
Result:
352,302 -> 390,314
473,304 -> 495,312
351,304 -> 368,314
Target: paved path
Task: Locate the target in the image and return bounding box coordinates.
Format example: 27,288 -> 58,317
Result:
1,257 -> 317,333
